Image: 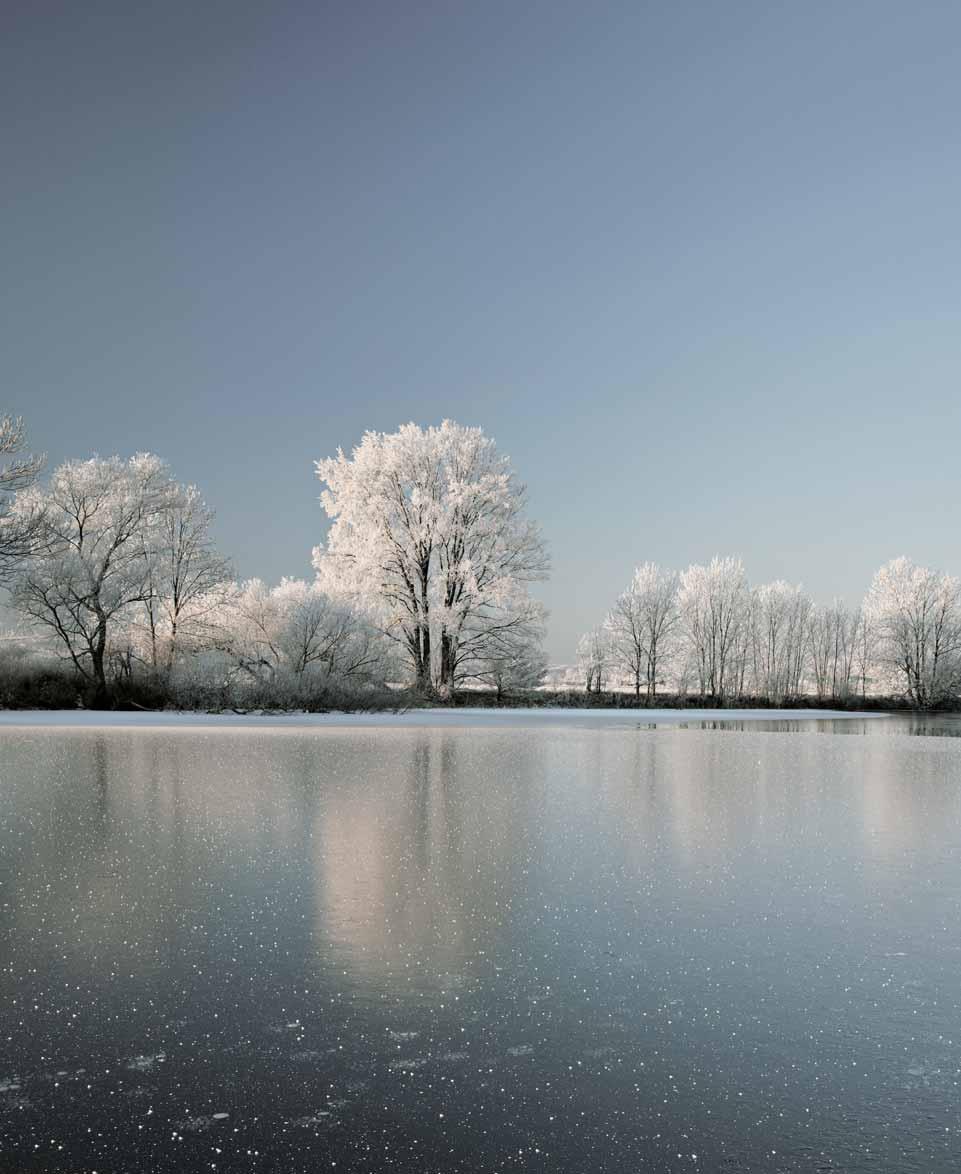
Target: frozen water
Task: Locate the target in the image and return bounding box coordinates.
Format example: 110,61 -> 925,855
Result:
1,719 -> 960,1171
125,1053 -> 166,1072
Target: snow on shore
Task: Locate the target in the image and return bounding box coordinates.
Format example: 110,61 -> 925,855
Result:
0,706 -> 889,731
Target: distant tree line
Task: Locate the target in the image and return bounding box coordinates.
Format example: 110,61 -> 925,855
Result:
577,555 -> 961,710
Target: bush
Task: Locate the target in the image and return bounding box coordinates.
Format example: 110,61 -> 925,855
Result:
0,656 -> 81,709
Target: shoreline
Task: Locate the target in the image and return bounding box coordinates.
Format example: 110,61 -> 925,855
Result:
0,705 -> 897,730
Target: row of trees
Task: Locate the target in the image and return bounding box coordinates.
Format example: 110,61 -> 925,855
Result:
579,555 -> 961,709
4,450 -> 396,706
5,411 -> 961,710
0,418 -> 549,706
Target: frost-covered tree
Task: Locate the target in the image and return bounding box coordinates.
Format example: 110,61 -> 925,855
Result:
446,589 -> 548,693
140,486 -> 233,671
851,607 -> 876,700
218,578 -> 389,695
218,578 -> 281,684
0,415 -> 45,582
577,626 -> 611,693
313,421 -> 549,695
807,599 -> 859,702
863,557 -> 961,708
464,619 -> 548,699
746,581 -> 811,701
606,563 -> 679,701
10,454 -> 182,703
271,578 -> 388,683
678,556 -> 749,701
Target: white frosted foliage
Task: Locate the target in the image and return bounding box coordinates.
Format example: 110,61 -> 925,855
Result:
313,421 -> 549,694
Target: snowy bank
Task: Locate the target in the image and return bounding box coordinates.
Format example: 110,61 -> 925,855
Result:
0,706 -> 891,731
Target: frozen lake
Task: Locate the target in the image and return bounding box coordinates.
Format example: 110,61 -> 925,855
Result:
1,712 -> 960,1171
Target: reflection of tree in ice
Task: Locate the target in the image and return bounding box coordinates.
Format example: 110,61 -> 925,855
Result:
313,728 -> 540,987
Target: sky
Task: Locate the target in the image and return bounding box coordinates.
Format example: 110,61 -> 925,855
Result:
5,0 -> 961,661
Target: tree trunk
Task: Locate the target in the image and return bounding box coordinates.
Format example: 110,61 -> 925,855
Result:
90,624 -> 111,709
439,630 -> 455,691
414,659 -> 432,696
165,615 -> 178,674
148,603 -> 159,669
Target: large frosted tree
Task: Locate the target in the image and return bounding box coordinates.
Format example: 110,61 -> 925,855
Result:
313,421 -> 549,694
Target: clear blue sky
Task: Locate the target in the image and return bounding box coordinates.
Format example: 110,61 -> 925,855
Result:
5,1 -> 961,660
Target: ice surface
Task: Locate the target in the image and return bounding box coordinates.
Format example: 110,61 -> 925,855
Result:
2,715 -> 958,1173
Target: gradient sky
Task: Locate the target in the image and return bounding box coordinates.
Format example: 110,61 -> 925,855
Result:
5,1 -> 961,660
